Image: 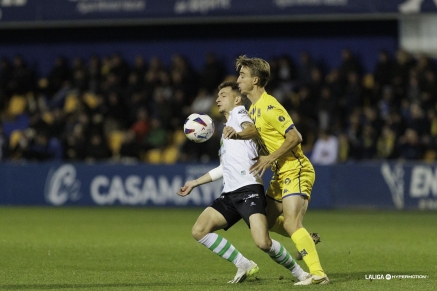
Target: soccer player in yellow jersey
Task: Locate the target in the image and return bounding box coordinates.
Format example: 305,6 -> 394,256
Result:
222,55 -> 329,285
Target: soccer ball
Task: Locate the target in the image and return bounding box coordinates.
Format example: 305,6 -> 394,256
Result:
184,113 -> 215,143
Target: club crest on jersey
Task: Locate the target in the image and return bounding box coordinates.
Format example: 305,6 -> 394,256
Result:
284,178 -> 291,185
278,116 -> 285,122
267,105 -> 275,111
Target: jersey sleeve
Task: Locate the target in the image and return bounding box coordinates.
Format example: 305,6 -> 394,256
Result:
235,107 -> 253,129
264,104 -> 294,136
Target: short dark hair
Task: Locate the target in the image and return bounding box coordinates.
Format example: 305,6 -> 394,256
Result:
218,81 -> 248,106
235,55 -> 270,87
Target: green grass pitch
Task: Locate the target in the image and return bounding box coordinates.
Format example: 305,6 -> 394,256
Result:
0,207 -> 435,291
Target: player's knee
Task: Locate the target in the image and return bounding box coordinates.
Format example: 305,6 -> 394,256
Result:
191,224 -> 208,241
254,237 -> 272,252
283,219 -> 301,236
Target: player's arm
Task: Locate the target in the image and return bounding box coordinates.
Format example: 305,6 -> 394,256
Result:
222,122 -> 258,140
250,126 -> 302,177
269,126 -> 302,160
177,164 -> 223,196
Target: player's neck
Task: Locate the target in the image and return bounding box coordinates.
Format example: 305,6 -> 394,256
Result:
246,87 -> 265,105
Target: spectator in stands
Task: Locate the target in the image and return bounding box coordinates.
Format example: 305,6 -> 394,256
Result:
296,51 -> 316,88
87,54 -> 102,93
132,54 -> 147,85
143,118 -> 168,152
85,131 -> 111,162
377,125 -> 397,159
199,52 -> 225,94
71,57 -> 88,93
190,88 -> 214,115
22,130 -> 63,161
310,129 -> 338,165
119,130 -> 141,161
317,86 -> 337,131
130,107 -> 150,144
9,55 -> 35,95
46,56 -> 71,97
373,50 -> 393,95
396,128 -> 424,160
109,53 -> 130,86
338,48 -> 362,87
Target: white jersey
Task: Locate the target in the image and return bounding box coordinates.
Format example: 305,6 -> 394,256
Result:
219,106 -> 263,193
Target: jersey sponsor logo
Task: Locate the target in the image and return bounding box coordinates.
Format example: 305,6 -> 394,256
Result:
278,116 -> 285,122
238,109 -> 247,114
267,105 -> 275,111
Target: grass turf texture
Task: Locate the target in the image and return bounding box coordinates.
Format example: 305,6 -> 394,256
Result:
0,207 -> 435,291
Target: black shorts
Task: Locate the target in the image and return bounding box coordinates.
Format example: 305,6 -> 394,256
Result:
210,184 -> 266,230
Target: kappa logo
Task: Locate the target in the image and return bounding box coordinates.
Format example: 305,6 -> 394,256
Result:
283,189 -> 289,194
267,105 -> 275,111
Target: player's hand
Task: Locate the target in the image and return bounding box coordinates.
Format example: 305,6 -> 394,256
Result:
250,155 -> 274,177
177,180 -> 198,196
222,126 -> 238,139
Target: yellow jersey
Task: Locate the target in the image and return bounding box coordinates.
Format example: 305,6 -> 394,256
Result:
249,92 -> 312,174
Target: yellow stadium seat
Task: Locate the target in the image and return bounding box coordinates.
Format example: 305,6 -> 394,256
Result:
7,95 -> 26,116
64,94 -> 79,113
83,93 -> 99,109
108,131 -> 125,156
162,146 -> 179,164
9,130 -> 23,148
145,149 -> 162,164
172,130 -> 186,147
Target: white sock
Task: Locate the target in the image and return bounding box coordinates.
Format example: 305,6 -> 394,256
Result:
198,233 -> 249,267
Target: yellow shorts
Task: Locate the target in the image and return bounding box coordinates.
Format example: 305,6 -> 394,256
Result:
266,166 -> 315,202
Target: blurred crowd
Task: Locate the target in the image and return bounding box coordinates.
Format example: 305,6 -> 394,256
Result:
0,48 -> 436,164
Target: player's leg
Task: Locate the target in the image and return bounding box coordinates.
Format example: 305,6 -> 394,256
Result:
193,200 -> 258,283
264,175 -> 287,236
281,195 -> 329,285
248,213 -> 310,282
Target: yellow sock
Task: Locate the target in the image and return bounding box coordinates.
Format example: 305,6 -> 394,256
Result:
269,216 -> 289,237
291,228 -> 325,277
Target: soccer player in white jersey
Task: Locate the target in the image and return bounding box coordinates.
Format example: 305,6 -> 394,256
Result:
177,81 -> 310,284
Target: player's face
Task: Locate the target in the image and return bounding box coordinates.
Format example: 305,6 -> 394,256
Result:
216,87 -> 236,115
237,66 -> 254,94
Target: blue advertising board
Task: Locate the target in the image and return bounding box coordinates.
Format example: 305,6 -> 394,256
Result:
1,1 -> 436,24
0,162 -> 436,210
